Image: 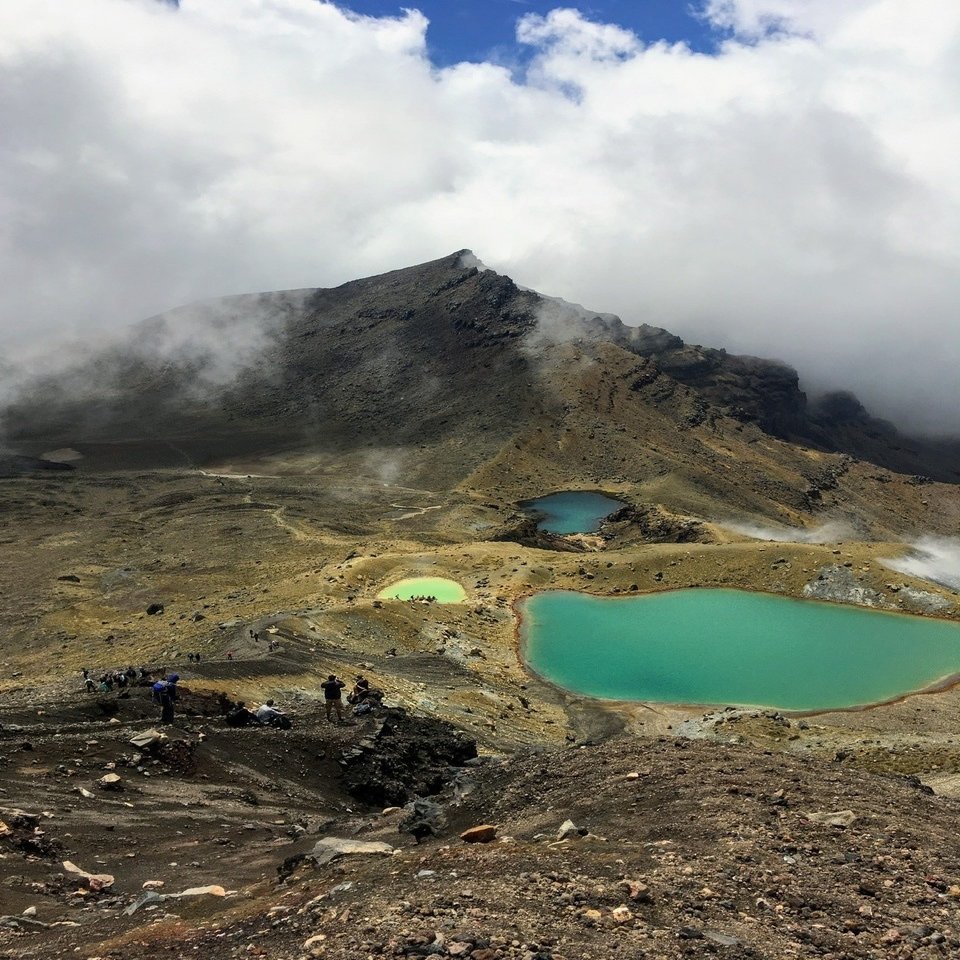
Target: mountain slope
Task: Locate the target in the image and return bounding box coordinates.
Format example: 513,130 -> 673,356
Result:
3,251 -> 958,499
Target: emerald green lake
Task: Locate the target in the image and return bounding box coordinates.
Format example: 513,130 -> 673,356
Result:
521,589 -> 960,711
519,491 -> 624,534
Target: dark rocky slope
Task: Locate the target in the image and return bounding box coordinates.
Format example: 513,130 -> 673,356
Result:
4,250 -> 958,482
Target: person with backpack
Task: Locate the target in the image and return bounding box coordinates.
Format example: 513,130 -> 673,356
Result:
320,674 -> 345,722
153,673 -> 179,724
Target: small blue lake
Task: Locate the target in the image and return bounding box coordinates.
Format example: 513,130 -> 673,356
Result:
520,491 -> 624,535
520,589 -> 960,711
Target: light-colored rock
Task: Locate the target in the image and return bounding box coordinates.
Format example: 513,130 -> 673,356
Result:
62,861 -> 114,892
611,905 -> 633,924
97,773 -> 123,791
129,730 -> 165,751
308,837 -> 395,866
142,880 -> 165,890
175,885 -> 227,898
557,819 -> 581,841
621,880 -> 653,903
805,809 -> 857,828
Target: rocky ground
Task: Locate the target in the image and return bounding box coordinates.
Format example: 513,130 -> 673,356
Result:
2,451 -> 960,959
5,715 -> 960,960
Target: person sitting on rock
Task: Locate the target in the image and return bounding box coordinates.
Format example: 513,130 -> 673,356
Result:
347,677 -> 369,705
225,700 -> 259,727
256,698 -> 281,723
320,674 -> 345,722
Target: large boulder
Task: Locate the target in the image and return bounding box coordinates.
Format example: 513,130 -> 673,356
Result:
340,708 -> 477,807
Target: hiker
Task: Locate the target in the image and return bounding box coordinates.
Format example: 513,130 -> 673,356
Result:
155,673 -> 179,724
256,699 -> 291,729
350,678 -> 384,715
187,653 -> 195,663
225,700 -> 258,727
348,677 -> 370,705
321,674 -> 345,722
85,677 -> 96,693
194,652 -> 201,663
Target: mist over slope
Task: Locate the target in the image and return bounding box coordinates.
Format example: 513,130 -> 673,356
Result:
3,251 -> 959,492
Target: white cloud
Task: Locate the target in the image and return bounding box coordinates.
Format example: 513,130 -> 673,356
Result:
723,520 -> 855,543
881,536 -> 960,591
1,0 -> 959,435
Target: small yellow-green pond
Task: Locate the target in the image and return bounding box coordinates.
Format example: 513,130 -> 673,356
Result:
377,577 -> 467,603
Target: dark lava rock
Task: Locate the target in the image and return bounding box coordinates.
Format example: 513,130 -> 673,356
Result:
145,602 -> 164,615
341,708 -> 477,807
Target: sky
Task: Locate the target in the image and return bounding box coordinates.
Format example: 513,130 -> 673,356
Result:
336,1 -> 720,63
1,0 -> 959,436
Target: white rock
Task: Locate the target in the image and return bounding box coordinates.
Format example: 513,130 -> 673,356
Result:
308,837 -> 395,866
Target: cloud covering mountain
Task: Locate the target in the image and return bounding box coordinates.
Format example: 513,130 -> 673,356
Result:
1,0 -> 958,434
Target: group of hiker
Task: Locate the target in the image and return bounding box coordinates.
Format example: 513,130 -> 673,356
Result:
320,674 -> 385,721
407,595 -> 438,603
224,698 -> 292,729
82,665 -> 148,694
81,651 -> 387,731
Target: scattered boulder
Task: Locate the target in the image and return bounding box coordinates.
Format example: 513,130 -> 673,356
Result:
399,798 -> 445,843
62,860 -> 114,892
97,773 -> 123,792
129,730 -> 165,751
621,880 -> 653,903
804,809 -> 858,828
124,891 -> 162,915
145,602 -> 164,615
459,824 -> 497,844
175,884 -> 227,898
557,819 -> 587,841
304,837 -> 395,867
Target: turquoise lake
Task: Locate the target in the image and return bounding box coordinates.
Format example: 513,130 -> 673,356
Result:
520,589 -> 960,711
520,491 -> 624,534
